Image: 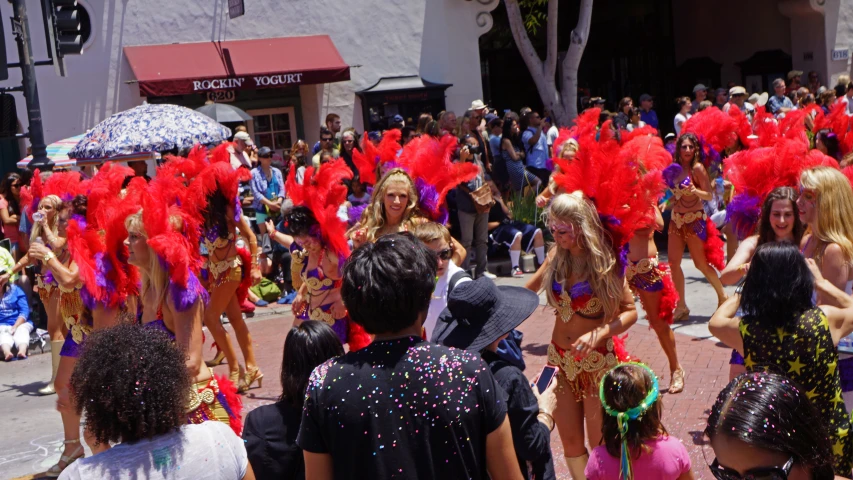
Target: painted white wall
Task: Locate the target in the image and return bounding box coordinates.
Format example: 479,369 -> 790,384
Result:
0,0 -> 498,156
824,0 -> 853,86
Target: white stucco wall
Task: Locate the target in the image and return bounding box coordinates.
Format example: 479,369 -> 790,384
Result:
825,0 -> 853,86
0,0 -> 497,154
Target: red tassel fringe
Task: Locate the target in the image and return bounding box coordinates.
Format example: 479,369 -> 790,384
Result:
657,262 -> 679,325
612,335 -> 631,363
215,374 -> 243,436
703,218 -> 726,271
236,247 -> 253,303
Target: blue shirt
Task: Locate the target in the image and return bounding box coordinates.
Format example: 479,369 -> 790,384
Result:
489,135 -> 502,158
521,127 -> 549,170
640,109 -> 659,129
0,284 -> 29,327
249,166 -> 284,211
767,95 -> 794,115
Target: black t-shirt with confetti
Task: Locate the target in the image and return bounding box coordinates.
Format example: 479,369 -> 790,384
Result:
297,336 -> 508,479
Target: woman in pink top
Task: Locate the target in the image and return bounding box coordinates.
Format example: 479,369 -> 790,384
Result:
586,363 -> 693,480
0,173 -> 22,257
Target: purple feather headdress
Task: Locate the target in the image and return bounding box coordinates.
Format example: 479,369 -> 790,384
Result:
725,193 -> 761,241
662,164 -> 684,189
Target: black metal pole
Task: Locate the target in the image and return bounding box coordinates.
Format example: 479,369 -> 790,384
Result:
11,0 -> 50,171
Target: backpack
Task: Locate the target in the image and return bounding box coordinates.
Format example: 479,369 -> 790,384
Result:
448,270 -> 472,296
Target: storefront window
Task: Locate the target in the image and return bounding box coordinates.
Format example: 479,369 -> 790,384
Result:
249,107 -> 296,155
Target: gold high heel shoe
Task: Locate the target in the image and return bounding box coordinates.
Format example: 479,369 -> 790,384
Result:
229,364 -> 244,386
205,350 -> 226,367
240,366 -> 264,393
672,307 -> 690,322
45,439 -> 84,478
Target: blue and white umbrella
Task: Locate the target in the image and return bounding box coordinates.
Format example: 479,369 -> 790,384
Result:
69,103 -> 232,161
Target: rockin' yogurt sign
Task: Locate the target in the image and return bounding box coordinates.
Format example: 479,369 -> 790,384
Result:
192,73 -> 305,92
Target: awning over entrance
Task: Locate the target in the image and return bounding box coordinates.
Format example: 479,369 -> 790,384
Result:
356,76 -> 452,104
124,35 -> 350,97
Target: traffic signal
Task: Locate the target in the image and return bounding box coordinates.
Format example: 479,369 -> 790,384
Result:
42,0 -> 90,77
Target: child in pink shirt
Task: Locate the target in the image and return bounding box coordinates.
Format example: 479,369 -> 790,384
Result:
585,363 -> 694,480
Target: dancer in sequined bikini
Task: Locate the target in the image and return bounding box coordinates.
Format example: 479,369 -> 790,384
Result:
526,193 -> 637,480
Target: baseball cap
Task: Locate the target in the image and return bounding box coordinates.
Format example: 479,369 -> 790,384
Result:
234,131 -> 253,145
485,113 -> 499,124
392,114 -> 404,123
693,84 -> 708,93
715,88 -> 728,96
257,146 -> 273,158
639,93 -> 653,102
591,97 -> 606,105
664,133 -> 676,141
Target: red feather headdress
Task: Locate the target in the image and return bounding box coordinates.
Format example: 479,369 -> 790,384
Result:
351,129 -> 402,185
681,107 -> 738,155
286,159 -> 352,260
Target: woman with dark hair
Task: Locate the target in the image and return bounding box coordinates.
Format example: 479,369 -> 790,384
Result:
710,242 -> 853,475
706,372 -> 835,480
339,129 -> 361,177
501,114 -> 540,194
62,324 -> 253,480
815,129 -> 841,163
673,97 -> 692,136
719,187 -> 805,379
243,321 -> 344,480
666,132 -> 727,321
613,97 -> 633,131
0,172 -> 22,257
191,158 -> 263,393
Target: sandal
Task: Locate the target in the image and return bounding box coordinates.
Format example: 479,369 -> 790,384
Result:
45,439 -> 84,477
240,366 -> 264,393
673,308 -> 690,322
205,350 -> 226,367
669,367 -> 685,394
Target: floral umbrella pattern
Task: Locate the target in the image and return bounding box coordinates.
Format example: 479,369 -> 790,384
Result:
69,103 -> 232,160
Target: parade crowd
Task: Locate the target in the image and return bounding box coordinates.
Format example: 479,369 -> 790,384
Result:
6,69 -> 853,480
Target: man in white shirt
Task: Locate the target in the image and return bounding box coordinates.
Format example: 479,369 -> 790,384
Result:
544,116 -> 559,152
228,131 -> 254,170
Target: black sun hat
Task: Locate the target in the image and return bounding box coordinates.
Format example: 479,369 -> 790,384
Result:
432,276 -> 540,352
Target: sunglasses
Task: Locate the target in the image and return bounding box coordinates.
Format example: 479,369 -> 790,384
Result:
321,138 -> 333,142
435,248 -> 453,261
10,183 -> 20,188
709,457 -> 794,480
343,139 -> 354,144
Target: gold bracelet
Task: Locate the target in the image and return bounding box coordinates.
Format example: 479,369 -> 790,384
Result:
42,252 -> 56,263
538,411 -> 555,432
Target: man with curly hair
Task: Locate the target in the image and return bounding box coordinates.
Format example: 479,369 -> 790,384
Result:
59,324 -> 254,480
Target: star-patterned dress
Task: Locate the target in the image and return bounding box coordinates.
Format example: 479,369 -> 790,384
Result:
740,307 -> 852,475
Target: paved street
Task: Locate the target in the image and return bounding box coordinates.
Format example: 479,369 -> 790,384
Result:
1,252 -> 735,479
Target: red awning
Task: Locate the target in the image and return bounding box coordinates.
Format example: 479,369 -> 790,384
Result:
124,35 -> 350,97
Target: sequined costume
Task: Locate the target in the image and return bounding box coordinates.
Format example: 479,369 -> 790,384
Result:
292,246 -> 370,350
664,170 -> 726,271
626,255 -> 679,324
58,284 -> 92,358
144,313 -> 243,435
202,232 -> 243,288
741,307 -> 852,475
36,273 -> 58,305
548,280 -> 629,400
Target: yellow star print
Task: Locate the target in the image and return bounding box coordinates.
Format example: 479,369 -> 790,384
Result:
739,322 -> 750,337
834,439 -> 845,457
806,388 -> 819,401
817,345 -> 826,357
744,354 -> 755,369
787,357 -> 806,375
839,427 -> 849,438
775,328 -> 788,343
828,360 -> 838,376
832,390 -> 845,408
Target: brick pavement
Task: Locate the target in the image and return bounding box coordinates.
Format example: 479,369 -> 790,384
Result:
217,302 -> 730,479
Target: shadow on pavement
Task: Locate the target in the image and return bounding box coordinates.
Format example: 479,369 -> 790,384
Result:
0,380 -> 51,397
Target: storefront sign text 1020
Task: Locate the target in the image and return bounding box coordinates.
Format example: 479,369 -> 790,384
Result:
192,73 -> 305,92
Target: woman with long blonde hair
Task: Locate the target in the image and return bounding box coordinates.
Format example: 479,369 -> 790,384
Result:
525,193 -> 637,479
350,168 -> 424,249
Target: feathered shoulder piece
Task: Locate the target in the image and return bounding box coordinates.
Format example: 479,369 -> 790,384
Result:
619,125 -> 659,144
681,107 -> 738,154
727,106 -> 754,148
159,144 -> 209,182
395,135 -> 479,223
351,129 -> 402,185
286,159 -> 352,260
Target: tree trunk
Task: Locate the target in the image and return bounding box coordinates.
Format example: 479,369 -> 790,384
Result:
560,0 -> 594,124
503,0 -> 593,127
